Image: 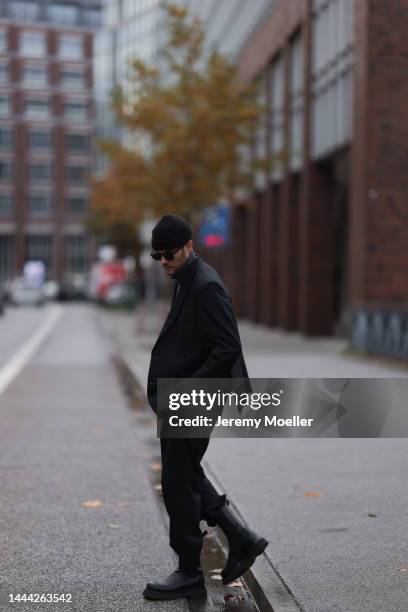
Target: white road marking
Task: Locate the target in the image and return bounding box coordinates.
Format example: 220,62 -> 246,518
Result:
0,305 -> 63,396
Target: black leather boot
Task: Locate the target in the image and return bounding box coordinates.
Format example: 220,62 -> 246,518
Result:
216,504 -> 268,585
143,567 -> 207,600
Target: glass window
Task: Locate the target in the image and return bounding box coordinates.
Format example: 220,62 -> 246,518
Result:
64,234 -> 87,273
28,164 -> 52,180
0,194 -> 13,215
84,7 -> 102,27
20,31 -> 46,57
0,64 -> 8,84
66,165 -> 89,183
64,101 -> 87,122
26,98 -> 49,118
61,69 -> 85,90
0,95 -> 10,117
67,196 -> 88,214
27,130 -> 52,148
28,194 -> 52,212
25,235 -> 53,276
47,3 -> 79,26
58,35 -> 82,60
22,65 -> 47,86
8,1 -> 40,21
0,31 -> 6,53
0,128 -> 13,149
0,235 -> 15,281
66,133 -> 90,152
0,161 -> 13,180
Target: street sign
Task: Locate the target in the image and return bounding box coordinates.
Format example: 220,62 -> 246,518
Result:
198,205 -> 230,248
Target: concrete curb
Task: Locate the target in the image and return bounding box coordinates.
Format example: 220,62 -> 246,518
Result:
203,459 -> 303,612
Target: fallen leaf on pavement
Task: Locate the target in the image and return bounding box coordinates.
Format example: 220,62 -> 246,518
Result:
108,524 -> 119,529
81,500 -> 103,508
304,491 -> 324,497
399,567 -> 407,572
367,513 -> 377,517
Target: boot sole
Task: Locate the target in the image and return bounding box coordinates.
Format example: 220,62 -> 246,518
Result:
143,586 -> 207,601
222,538 -> 268,585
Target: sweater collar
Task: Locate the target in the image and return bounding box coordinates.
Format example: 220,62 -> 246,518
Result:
172,251 -> 198,288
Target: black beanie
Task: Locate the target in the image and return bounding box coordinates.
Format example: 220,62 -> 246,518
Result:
151,214 -> 192,251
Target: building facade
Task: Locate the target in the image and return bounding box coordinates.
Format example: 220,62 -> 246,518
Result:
0,0 -> 101,284
94,0 -> 162,174
186,0 -> 408,357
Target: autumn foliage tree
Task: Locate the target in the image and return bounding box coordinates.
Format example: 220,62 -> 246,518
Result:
90,3 -> 267,240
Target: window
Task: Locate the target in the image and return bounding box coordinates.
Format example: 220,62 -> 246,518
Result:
0,194 -> 13,215
0,128 -> 13,149
28,164 -> 52,180
26,98 -> 49,119
28,194 -> 52,213
0,31 -> 6,53
66,165 -> 89,183
0,161 -> 13,181
47,3 -> 79,26
64,234 -> 87,274
58,35 -> 82,60
28,130 -> 52,148
0,64 -> 8,84
66,134 -> 90,152
25,235 -> 53,276
20,31 -> 46,57
22,65 -> 47,86
61,69 -> 85,91
64,101 -> 87,122
0,235 -> 15,281
67,196 -> 88,214
8,1 -> 40,21
84,7 -> 101,27
0,95 -> 10,117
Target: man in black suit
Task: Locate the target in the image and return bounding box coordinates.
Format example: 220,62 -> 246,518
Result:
143,214 -> 268,601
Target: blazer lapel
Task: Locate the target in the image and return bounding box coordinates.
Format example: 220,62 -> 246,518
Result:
154,257 -> 200,346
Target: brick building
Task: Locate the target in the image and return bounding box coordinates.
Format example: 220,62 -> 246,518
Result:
183,0 -> 408,355
0,0 -> 101,286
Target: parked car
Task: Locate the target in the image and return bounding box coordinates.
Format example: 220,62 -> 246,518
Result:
42,280 -> 60,301
59,273 -> 87,301
104,282 -> 137,308
9,277 -> 45,307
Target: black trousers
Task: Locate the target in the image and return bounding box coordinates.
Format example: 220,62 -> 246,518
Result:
160,437 -> 227,569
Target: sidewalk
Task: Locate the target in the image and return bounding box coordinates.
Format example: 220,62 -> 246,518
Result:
98,302 -> 408,612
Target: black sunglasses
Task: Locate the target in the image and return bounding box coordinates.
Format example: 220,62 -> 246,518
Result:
150,246 -> 182,262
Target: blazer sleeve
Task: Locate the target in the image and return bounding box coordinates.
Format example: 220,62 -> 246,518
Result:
191,282 -> 242,378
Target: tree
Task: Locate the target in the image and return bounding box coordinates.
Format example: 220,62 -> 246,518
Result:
90,3 -> 268,240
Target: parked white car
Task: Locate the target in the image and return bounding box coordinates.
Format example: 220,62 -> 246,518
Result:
9,277 -> 45,307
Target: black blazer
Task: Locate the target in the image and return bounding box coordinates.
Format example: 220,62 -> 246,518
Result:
147,255 -> 249,413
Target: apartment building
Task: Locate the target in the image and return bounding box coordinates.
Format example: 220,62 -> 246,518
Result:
0,0 -> 101,284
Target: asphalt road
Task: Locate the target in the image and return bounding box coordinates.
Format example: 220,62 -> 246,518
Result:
0,304 -> 189,612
